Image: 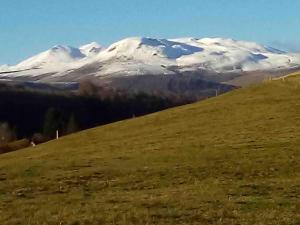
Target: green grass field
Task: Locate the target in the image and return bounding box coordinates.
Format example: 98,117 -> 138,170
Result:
0,74 -> 300,225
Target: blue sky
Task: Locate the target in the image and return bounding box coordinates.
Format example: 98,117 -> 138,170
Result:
0,0 -> 300,65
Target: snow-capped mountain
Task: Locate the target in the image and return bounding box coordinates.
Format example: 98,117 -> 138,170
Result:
1,37 -> 300,84
0,42 -> 102,73
15,45 -> 85,71
171,38 -> 289,71
79,42 -> 103,57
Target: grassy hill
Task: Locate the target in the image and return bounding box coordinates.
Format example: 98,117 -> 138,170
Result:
0,74 -> 300,225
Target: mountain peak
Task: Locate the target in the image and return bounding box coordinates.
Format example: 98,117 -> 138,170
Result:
102,37 -> 203,60
79,42 -> 103,56
14,45 -> 85,70
50,45 -> 66,50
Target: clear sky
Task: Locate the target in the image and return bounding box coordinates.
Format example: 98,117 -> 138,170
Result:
0,0 -> 300,65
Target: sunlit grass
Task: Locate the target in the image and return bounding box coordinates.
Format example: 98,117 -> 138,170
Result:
0,74 -> 300,224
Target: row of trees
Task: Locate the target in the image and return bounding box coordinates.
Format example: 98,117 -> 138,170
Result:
0,80 -> 189,145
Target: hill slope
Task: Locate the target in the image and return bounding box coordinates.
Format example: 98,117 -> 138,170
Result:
0,74 -> 300,225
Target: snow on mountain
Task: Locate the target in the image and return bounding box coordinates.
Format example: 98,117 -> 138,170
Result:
90,37 -> 300,75
171,37 -> 295,72
1,37 -> 300,79
172,37 -> 285,54
7,45 -> 85,73
97,37 -> 203,61
79,42 -> 102,57
86,37 -> 204,76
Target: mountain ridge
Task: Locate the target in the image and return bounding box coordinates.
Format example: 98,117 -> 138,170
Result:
1,37 -> 300,76
1,37 -> 300,96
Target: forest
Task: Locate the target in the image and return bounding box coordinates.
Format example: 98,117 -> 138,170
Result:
0,81 -> 189,153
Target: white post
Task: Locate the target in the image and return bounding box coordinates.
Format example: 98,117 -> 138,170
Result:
56,130 -> 59,140
215,89 -> 219,97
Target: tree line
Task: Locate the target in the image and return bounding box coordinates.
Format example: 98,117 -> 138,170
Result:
0,80 -> 190,148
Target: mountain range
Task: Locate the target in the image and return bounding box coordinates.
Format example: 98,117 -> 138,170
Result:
1,37 -> 300,96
